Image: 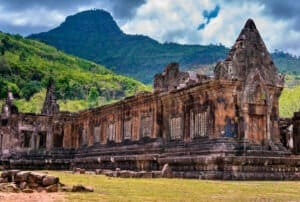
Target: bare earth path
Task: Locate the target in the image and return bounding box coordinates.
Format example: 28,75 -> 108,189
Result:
0,192 -> 65,202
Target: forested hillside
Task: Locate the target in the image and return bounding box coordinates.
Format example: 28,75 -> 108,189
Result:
0,32 -> 149,112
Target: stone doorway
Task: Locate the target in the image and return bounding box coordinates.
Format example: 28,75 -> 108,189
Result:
249,115 -> 266,144
53,133 -> 63,148
23,131 -> 32,148
38,132 -> 47,149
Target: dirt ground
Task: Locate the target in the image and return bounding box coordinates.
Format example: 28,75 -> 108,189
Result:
0,192 -> 65,202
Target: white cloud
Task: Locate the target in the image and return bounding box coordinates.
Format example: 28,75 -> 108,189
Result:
0,0 -> 300,55
0,7 -> 64,28
121,0 -> 300,55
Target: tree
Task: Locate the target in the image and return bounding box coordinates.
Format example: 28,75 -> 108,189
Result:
87,87 -> 99,108
20,81 -> 42,100
0,56 -> 10,75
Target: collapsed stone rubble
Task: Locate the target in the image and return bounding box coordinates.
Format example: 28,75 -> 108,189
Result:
0,170 -> 93,193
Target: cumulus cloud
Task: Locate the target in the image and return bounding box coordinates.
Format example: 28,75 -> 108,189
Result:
121,0 -> 300,55
0,0 -> 300,55
122,0 -> 215,44
109,0 -> 146,19
258,0 -> 300,31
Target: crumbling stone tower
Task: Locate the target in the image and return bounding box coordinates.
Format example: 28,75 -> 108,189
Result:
215,19 -> 285,149
1,88 -> 18,120
41,78 -> 59,115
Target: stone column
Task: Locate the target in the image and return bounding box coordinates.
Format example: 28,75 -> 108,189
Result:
31,130 -> 37,150
36,133 -> 40,150
46,126 -> 53,150
266,93 -> 274,142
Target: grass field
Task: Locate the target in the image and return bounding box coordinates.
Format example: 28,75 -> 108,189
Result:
46,171 -> 300,202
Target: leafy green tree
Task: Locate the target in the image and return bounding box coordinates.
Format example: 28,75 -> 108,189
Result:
88,87 -> 99,108
19,51 -> 26,61
0,56 -> 10,75
20,81 -> 42,100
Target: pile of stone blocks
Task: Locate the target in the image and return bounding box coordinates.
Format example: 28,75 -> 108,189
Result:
0,170 -> 60,193
0,170 -> 93,193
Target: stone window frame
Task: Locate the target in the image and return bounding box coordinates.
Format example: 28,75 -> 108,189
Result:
53,132 -> 64,148
93,125 -> 101,143
22,130 -> 32,148
190,106 -> 210,139
107,122 -> 116,141
78,124 -> 86,146
123,118 -> 132,140
1,119 -> 8,126
37,131 -> 47,149
169,115 -> 183,140
140,113 -> 153,138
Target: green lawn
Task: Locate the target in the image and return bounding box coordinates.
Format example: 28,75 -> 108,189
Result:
47,171 -> 300,202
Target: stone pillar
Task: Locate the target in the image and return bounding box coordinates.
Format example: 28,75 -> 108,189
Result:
36,133 -> 40,150
63,124 -> 72,149
46,127 -> 53,150
266,93 -> 275,142
266,110 -> 271,141
31,130 -> 37,150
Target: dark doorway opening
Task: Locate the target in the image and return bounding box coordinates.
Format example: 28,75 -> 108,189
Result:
1,119 -> 8,126
23,131 -> 32,148
38,132 -> 47,149
53,133 -> 64,148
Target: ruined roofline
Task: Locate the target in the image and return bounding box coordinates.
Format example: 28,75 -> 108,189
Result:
42,77 -> 235,116
18,111 -> 76,117
214,18 -> 284,87
153,62 -> 209,93
70,79 -> 239,116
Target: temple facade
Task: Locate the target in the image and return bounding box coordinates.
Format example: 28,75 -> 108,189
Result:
0,19 -> 300,179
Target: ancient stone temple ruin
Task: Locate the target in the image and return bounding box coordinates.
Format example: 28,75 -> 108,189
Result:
0,19 -> 300,179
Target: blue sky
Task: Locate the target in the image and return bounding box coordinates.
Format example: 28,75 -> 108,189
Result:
0,0 -> 299,55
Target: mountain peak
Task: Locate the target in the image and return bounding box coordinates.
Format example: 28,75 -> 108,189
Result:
29,9 -> 123,40
61,9 -> 122,35
65,9 -> 113,22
